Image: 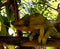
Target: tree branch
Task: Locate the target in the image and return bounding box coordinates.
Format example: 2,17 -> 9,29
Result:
33,2 -> 57,11
0,36 -> 60,47
22,38 -> 60,47
0,0 -> 19,20
47,4 -> 57,11
9,0 -> 19,20
0,2 -> 7,7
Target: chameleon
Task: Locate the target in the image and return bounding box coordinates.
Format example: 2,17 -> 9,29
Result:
11,13 -> 60,44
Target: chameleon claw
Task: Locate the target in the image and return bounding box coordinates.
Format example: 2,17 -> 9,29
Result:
38,36 -> 42,44
42,37 -> 47,45
29,36 -> 33,41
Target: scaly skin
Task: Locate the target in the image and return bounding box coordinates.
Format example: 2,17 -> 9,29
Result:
11,13 -> 60,44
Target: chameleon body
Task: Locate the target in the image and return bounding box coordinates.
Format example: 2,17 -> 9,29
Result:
11,13 -> 60,44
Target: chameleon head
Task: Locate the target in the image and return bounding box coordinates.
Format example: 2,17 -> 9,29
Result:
11,19 -> 25,26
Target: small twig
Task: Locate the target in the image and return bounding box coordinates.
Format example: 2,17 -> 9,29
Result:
0,2 -> 7,8
47,4 -> 57,11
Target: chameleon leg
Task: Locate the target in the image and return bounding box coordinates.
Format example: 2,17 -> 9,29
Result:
42,27 -> 52,44
35,46 -> 41,49
51,27 -> 60,38
29,30 -> 37,41
38,25 -> 44,44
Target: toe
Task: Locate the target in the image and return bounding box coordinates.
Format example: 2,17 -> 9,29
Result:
42,38 -> 47,45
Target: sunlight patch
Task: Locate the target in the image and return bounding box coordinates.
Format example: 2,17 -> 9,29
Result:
8,28 -> 15,36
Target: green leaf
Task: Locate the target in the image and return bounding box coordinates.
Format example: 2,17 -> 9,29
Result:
0,0 -> 2,4
0,14 -> 4,23
5,5 -> 14,22
0,24 -> 9,36
18,0 -> 21,3
0,15 -> 9,36
46,47 -> 53,49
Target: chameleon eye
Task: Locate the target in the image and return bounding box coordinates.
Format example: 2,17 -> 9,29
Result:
19,20 -> 24,24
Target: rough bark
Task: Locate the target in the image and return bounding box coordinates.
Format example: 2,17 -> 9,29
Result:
0,36 -> 60,47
